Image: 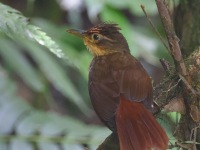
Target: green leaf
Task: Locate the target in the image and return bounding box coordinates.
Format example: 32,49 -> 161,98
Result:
0,141 -> 7,150
10,140 -> 33,150
0,2 -> 64,58
39,113 -> 73,136
167,112 -> 181,124
0,68 -> 17,101
0,38 -> 45,92
0,98 -> 32,134
89,127 -> 111,145
18,39 -> 90,114
62,144 -> 84,150
38,143 -> 60,150
16,111 -> 85,136
157,112 -> 176,138
16,111 -> 50,135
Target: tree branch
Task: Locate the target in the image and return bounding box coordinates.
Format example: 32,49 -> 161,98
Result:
155,0 -> 187,77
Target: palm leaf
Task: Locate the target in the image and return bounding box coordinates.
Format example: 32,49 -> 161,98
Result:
0,67 -> 110,150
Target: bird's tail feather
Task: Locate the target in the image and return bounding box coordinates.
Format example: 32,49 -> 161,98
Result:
116,96 -> 168,150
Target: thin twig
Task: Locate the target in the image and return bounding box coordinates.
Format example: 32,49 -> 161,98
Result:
176,142 -> 193,149
179,74 -> 197,95
159,58 -> 170,71
141,5 -> 169,51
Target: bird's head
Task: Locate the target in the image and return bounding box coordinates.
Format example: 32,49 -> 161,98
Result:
67,23 -> 129,56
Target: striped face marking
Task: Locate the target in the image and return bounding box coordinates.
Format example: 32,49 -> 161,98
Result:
83,23 -> 120,56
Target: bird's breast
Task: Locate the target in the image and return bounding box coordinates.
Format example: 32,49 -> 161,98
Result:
88,56 -> 120,130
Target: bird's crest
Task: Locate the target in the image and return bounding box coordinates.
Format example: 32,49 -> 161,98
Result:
86,23 -> 121,35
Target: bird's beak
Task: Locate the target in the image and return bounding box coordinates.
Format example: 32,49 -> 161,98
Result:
66,29 -> 85,38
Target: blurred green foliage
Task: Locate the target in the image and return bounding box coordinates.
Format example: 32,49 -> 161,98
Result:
0,0 -> 178,149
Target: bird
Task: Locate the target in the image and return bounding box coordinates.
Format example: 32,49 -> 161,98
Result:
67,23 -> 168,150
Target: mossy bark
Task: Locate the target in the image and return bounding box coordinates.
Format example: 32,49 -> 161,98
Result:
174,0 -> 200,58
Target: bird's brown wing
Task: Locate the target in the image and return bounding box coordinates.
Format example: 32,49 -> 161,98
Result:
111,53 -> 168,150
110,52 -> 153,110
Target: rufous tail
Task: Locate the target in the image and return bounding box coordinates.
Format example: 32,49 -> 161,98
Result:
116,96 -> 168,150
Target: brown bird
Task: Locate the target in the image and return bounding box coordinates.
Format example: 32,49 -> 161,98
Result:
67,23 -> 168,150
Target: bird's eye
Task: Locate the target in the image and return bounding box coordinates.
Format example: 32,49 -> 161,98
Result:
92,34 -> 99,40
